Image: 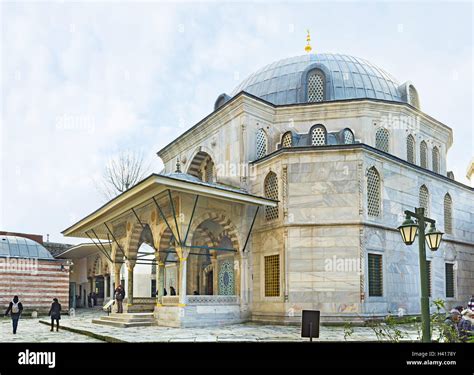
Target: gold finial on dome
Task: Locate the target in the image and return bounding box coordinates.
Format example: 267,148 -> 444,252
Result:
304,30 -> 312,53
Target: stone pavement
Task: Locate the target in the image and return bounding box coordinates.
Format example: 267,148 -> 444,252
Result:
1,308 -> 422,343
0,315 -> 101,343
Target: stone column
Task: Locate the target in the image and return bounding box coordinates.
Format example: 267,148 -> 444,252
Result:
104,275 -> 109,299
113,262 -> 121,295
156,262 -> 164,305
127,265 -> 134,306
178,257 -> 188,306
91,276 -> 96,293
240,253 -> 249,304
211,255 -> 218,295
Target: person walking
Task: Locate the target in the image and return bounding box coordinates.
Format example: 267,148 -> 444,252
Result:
48,298 -> 62,332
443,309 -> 461,342
114,284 -> 125,313
458,309 -> 474,342
468,295 -> 474,311
4,296 -> 23,334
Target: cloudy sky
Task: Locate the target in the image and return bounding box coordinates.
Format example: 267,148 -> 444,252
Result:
1,1 -> 472,243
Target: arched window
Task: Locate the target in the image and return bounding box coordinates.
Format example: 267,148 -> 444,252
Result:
307,69 -> 325,103
256,128 -> 268,159
420,141 -> 428,169
432,146 -> 440,174
367,167 -> 381,218
419,185 -> 430,216
408,85 -> 420,109
310,124 -> 327,146
407,134 -> 415,164
375,128 -> 390,153
281,132 -> 292,148
444,193 -> 453,234
343,128 -> 354,144
264,172 -> 279,221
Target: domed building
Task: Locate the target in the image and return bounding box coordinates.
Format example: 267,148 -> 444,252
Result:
0,233 -> 70,313
63,46 -> 474,326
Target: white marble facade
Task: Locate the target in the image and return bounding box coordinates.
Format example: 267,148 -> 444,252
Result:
155,57 -> 474,323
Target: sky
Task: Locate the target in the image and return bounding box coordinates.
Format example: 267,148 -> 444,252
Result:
1,1 -> 472,244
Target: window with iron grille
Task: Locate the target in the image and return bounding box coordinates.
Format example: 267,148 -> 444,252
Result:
367,167 -> 381,217
256,129 -> 267,159
432,147 -> 440,173
368,253 -> 383,297
343,129 -> 354,144
444,193 -> 453,234
375,128 -> 389,153
419,185 -> 429,216
307,70 -> 325,102
409,85 -> 420,108
407,135 -> 415,164
420,141 -> 428,168
445,263 -> 455,298
281,132 -> 292,148
264,172 -> 279,221
264,254 -> 280,297
426,260 -> 432,297
310,125 -> 327,146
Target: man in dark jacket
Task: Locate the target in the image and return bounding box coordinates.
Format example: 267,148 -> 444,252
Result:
48,298 -> 62,332
5,296 -> 23,334
114,285 -> 125,313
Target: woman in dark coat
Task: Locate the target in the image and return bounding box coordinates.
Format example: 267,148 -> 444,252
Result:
48,298 -> 62,332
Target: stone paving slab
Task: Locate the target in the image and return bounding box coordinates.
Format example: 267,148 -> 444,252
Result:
0,316 -> 101,343
2,309 -> 421,343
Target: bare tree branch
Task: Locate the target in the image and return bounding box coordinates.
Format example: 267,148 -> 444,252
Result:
96,150 -> 150,201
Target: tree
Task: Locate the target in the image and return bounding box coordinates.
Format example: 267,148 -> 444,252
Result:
98,150 -> 150,201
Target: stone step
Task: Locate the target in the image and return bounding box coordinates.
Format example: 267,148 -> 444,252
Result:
100,316 -> 155,323
92,318 -> 157,328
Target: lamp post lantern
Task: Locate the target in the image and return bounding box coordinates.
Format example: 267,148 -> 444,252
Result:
397,207 -> 443,343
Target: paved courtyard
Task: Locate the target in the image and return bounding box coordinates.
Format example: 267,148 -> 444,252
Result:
0,308 -> 423,342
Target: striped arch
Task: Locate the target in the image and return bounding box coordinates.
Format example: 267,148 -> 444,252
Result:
215,230 -> 239,250
125,222 -> 156,265
187,211 -> 241,252
92,254 -> 101,276
186,147 -> 216,182
192,227 -> 218,249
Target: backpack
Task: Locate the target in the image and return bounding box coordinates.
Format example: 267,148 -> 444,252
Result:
11,302 -> 19,314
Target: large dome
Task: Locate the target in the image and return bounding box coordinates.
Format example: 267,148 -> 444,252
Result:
231,53 -> 407,106
0,235 -> 54,259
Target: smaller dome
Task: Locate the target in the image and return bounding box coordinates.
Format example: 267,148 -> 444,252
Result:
0,235 -> 54,259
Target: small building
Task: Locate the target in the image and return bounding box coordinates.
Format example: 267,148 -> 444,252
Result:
0,233 -> 70,313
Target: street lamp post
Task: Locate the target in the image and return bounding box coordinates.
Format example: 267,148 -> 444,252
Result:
397,207 -> 443,343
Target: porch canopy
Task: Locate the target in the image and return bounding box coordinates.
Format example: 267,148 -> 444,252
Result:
62,171 -> 276,242
62,172 -> 278,308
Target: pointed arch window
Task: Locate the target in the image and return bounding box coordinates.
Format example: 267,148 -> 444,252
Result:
420,141 -> 428,169
256,128 -> 268,159
307,69 -> 325,102
343,128 -> 354,144
444,193 -> 453,234
407,134 -> 415,164
310,124 -> 327,146
264,172 -> 279,221
375,128 -> 390,153
419,185 -> 430,216
281,131 -> 292,148
367,167 -> 381,218
432,146 -> 440,174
